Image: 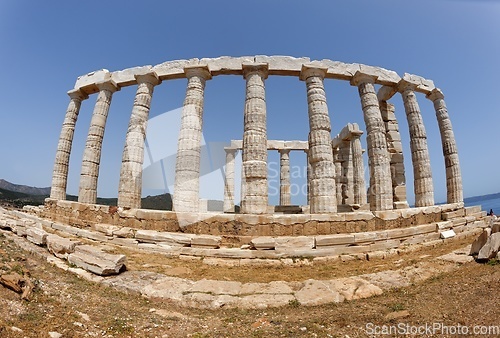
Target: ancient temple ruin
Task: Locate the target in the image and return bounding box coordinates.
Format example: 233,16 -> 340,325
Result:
41,56 -> 478,257
50,56 -> 462,213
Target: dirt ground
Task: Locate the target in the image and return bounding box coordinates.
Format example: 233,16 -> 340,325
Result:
0,230 -> 499,338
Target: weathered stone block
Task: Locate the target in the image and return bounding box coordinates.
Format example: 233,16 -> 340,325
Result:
250,237 -> 276,250
275,236 -> 315,253
465,206 -> 482,216
47,234 -> 79,259
442,209 -> 465,221
67,245 -> 127,276
470,228 -> 491,256
477,232 -> 500,261
135,230 -> 193,246
191,235 -> 221,249
315,234 -> 355,247
26,227 -> 48,245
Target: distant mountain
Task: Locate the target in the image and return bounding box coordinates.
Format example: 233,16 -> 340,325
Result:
464,192 -> 500,204
0,179 -> 51,196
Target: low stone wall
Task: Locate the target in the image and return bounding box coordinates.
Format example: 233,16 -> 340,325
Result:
9,200 -> 483,259
41,199 -> 473,239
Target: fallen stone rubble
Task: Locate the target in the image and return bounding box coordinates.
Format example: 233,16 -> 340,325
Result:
470,217 -> 500,262
0,209 -> 126,276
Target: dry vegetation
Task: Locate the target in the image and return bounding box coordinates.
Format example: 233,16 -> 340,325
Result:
0,230 -> 499,337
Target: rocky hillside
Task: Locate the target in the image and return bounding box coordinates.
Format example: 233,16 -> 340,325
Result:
0,179 -> 51,196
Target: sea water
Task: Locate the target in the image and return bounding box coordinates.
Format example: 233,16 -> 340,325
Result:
464,196 -> 500,216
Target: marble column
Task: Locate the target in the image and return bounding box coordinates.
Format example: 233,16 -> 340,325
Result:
332,147 -> 343,205
351,72 -> 393,211
173,65 -> 211,212
240,63 -> 269,214
300,65 -> 337,213
117,72 -> 160,209
351,131 -> 367,205
50,89 -> 88,200
78,80 -> 119,204
223,148 -> 237,212
340,140 -> 354,205
379,101 -> 409,209
304,149 -> 311,205
279,149 -> 291,205
399,80 -> 434,207
427,88 -> 463,203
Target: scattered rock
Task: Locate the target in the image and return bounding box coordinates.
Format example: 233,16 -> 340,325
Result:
251,317 -> 270,328
477,233 -> 500,261
48,331 -> 63,338
0,272 -> 34,300
385,310 -> 410,320
470,229 -> 491,256
10,326 -> 23,333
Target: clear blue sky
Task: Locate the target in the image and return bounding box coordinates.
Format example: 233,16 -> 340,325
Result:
0,0 -> 499,206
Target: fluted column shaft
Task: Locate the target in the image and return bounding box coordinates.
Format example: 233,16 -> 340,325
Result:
379,101 -> 409,209
78,81 -> 119,204
301,65 -> 337,213
340,140 -> 353,205
427,89 -> 463,203
351,132 -> 367,205
351,73 -> 393,211
332,147 -> 343,205
279,149 -> 291,205
118,73 -> 160,209
173,66 -> 211,212
223,149 -> 237,212
51,89 -> 88,200
400,83 -> 434,207
240,63 -> 269,214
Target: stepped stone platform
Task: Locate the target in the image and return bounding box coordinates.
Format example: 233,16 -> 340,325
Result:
0,206 -> 491,309
16,203 -> 488,260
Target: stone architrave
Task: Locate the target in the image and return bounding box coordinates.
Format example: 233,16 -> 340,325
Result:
398,80 -> 434,207
117,72 -> 160,209
78,80 -> 119,204
332,147 -> 343,206
351,130 -> 366,205
223,148 -> 237,212
279,149 -> 291,206
427,88 -> 463,204
379,101 -> 409,209
50,89 -> 88,200
351,72 -> 393,211
300,65 -> 337,213
173,65 -> 212,212
240,63 -> 269,214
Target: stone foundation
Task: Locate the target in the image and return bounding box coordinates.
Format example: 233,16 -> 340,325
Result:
23,199 -> 487,259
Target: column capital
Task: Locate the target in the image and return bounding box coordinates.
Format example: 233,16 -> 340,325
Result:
278,148 -> 291,155
135,72 -> 161,86
350,71 -> 377,86
184,65 -> 212,80
95,80 -> 119,93
350,130 -> 363,139
224,147 -> 238,156
426,88 -> 445,101
396,78 -> 418,93
242,62 -> 268,79
67,89 -> 88,101
299,64 -> 327,81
